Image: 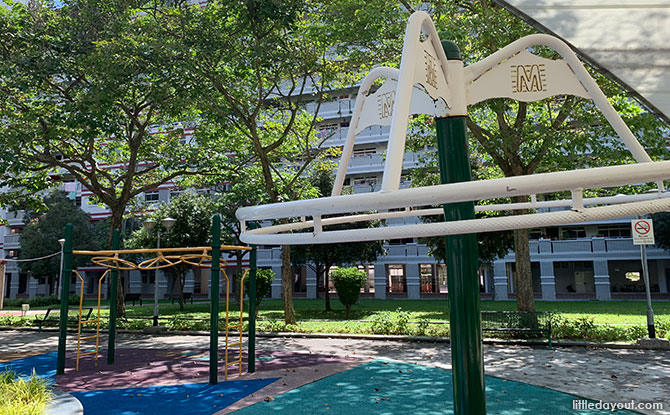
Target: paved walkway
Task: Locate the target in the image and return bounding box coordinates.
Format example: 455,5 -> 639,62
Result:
0,330 -> 668,414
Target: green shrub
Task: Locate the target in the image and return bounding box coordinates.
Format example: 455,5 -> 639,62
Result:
243,269 -> 275,317
330,267 -> 366,318
3,294 -> 80,308
369,308 -> 413,335
0,369 -> 52,415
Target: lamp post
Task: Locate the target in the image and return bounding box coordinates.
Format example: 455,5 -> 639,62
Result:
57,239 -> 65,300
142,217 -> 177,326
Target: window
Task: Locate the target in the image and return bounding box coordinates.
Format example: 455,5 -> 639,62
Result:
144,191 -> 160,203
387,265 -> 406,293
316,123 -> 339,140
597,224 -> 631,238
353,147 -> 377,157
352,175 -> 378,186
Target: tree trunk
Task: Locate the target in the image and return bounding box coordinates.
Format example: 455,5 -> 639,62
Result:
281,245 -> 296,324
178,268 -> 186,312
109,209 -> 126,318
236,253 -> 244,304
324,262 -> 332,312
513,228 -> 535,312
345,304 -> 351,319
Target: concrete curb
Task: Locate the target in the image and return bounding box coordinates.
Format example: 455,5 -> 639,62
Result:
3,325 -> 669,350
44,389 -> 83,415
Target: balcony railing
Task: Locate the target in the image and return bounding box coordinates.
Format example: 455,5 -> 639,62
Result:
4,234 -> 21,249
5,211 -> 25,227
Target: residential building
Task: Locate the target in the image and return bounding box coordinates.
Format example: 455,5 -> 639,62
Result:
2,93 -> 670,302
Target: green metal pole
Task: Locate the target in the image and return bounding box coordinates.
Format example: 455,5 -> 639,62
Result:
248,243 -> 257,373
107,229 -> 120,365
57,224 -> 73,375
435,41 -> 486,415
209,214 -> 221,385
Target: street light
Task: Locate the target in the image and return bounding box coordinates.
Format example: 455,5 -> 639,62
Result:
57,239 -> 65,300
142,217 -> 177,326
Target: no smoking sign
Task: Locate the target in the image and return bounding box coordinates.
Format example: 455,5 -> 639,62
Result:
632,219 -> 655,245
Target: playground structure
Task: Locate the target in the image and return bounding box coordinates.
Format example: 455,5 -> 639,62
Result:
56,215 -> 258,384
236,10 -> 670,415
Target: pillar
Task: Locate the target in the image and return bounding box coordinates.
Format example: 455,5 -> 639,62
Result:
373,263 -> 386,299
306,266 -> 317,299
406,263 -> 420,299
9,273 -> 19,299
157,270 -> 169,299
593,259 -> 611,300
28,276 -> 38,298
128,269 -> 142,294
184,269 -> 195,294
271,266 -> 282,299
539,261 -> 556,300
493,261 -> 508,300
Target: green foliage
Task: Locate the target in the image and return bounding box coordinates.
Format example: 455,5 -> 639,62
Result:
330,267 -> 367,318
0,0 -> 227,234
0,369 -> 52,415
2,294 -> 80,309
243,269 -> 275,317
126,191 -> 218,310
651,212 -> 670,252
18,192 -> 104,288
369,308 -> 413,335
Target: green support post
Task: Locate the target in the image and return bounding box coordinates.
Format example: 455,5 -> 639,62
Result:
435,41 -> 486,415
57,224 -> 73,375
107,229 -> 120,365
209,214 -> 221,385
248,243 -> 257,373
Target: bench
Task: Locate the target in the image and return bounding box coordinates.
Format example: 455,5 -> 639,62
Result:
481,311 -> 553,348
170,292 -> 193,305
124,293 -> 143,306
38,307 -> 93,332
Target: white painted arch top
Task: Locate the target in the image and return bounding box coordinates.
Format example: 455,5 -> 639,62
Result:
236,11 -> 670,245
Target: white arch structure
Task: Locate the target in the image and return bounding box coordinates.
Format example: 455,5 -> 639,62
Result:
237,11 -> 670,245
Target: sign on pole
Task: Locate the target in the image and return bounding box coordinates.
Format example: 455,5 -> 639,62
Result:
632,219 -> 654,245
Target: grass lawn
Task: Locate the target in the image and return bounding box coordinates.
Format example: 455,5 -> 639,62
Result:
73,298 -> 670,325
5,298 -> 669,326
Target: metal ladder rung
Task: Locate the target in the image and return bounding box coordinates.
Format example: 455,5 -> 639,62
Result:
80,319 -> 100,324
226,324 -> 242,330
226,342 -> 242,347
79,335 -> 99,341
226,358 -> 242,365
78,350 -> 99,356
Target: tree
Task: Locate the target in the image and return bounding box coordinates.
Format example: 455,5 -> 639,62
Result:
651,213 -> 670,252
404,1 -> 669,311
216,170 -> 270,303
18,191 -> 106,295
0,1 -> 233,316
292,169 -> 385,311
146,0 -> 406,324
330,267 -> 367,318
243,268 -> 275,318
125,192 -> 217,311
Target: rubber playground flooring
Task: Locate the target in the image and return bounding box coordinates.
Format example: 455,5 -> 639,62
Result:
0,348 -> 638,415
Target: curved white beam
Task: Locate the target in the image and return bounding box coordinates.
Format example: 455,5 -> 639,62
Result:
240,198 -> 670,245
237,160 -> 670,222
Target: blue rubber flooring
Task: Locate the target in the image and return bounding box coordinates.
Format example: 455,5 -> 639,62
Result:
232,360 -> 637,415
0,351 -> 57,384
72,379 -> 278,415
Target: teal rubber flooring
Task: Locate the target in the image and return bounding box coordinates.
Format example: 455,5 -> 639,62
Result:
232,360 -> 637,414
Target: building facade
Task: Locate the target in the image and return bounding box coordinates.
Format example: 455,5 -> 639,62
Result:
2,93 -> 670,301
